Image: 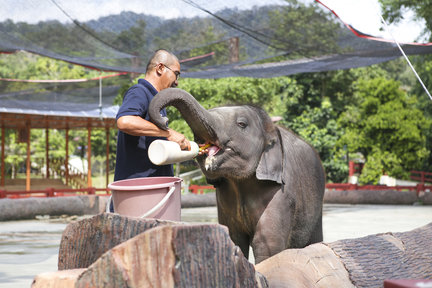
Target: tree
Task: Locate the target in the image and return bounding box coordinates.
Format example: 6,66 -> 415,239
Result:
287,98 -> 347,183
379,1 -> 432,172
112,20 -> 147,55
267,0 -> 342,58
337,76 -> 431,184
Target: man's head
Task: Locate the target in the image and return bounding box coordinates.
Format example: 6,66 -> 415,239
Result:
145,50 -> 181,91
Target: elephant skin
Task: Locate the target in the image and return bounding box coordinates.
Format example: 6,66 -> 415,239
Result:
149,88 -> 325,264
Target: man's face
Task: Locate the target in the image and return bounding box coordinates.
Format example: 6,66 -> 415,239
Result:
161,62 -> 181,89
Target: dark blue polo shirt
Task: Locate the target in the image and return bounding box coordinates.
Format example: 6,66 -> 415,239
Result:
114,79 -> 173,181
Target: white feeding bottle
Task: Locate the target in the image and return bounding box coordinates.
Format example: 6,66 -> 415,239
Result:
148,140 -> 200,165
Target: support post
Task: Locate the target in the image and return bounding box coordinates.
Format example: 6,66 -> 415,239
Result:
229,37 -> 239,64
87,126 -> 92,188
65,128 -> 69,186
26,123 -> 31,191
105,128 -> 109,188
1,125 -> 4,186
46,128 -> 50,178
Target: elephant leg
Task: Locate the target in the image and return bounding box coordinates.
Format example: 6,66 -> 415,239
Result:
251,210 -> 292,264
218,211 -> 250,259
307,215 -> 323,245
230,232 -> 250,260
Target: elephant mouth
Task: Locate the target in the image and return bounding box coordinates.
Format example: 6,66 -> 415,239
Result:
206,145 -> 221,157
198,142 -> 232,172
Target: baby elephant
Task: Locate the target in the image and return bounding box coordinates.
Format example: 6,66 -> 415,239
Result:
149,88 -> 325,264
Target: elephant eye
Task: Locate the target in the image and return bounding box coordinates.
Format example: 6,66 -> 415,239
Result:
237,117 -> 248,129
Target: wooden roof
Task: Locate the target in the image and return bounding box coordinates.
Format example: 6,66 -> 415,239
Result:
0,112 -> 116,130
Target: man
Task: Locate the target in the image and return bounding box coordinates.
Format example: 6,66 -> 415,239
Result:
114,49 -> 191,182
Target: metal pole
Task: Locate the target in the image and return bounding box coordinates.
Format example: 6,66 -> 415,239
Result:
99,72 -> 103,118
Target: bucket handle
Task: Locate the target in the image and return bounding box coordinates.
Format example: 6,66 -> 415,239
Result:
105,185 -> 177,218
141,186 -> 176,218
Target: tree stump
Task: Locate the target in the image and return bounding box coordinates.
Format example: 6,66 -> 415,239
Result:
58,213 -> 178,269
34,222 -> 267,288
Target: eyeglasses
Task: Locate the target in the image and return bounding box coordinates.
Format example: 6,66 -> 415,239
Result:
164,64 -> 181,80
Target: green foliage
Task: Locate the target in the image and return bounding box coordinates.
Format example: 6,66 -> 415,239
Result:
268,0 -> 342,56
286,98 -> 347,182
111,20 -> 147,55
337,76 -> 431,184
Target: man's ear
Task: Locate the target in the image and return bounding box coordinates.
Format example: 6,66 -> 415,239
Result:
155,63 -> 164,76
256,132 -> 283,184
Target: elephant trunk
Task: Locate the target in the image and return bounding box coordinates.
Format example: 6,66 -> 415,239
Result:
149,88 -> 218,143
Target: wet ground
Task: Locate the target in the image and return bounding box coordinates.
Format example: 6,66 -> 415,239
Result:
1,204 -> 431,288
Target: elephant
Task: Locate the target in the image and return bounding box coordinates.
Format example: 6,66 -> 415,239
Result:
149,88 -> 325,264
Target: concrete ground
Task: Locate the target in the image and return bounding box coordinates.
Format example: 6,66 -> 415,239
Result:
181,204 -> 432,242
0,204 -> 431,288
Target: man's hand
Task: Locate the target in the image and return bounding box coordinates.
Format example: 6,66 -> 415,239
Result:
167,129 -> 191,151
117,115 -> 191,150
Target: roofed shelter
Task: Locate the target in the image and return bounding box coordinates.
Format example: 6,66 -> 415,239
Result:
0,81 -> 120,191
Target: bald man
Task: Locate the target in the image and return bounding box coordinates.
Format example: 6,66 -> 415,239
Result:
114,50 -> 191,181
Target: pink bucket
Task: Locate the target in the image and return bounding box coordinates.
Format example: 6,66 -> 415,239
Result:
108,177 -> 182,221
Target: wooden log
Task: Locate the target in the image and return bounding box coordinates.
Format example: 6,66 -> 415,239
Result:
32,269 -> 85,288
181,192 -> 216,207
36,223 -> 268,288
324,189 -> 419,205
256,222 -> 432,288
58,213 -> 177,270
420,191 -> 432,205
0,196 -> 104,221
327,222 -> 432,288
255,243 -> 354,288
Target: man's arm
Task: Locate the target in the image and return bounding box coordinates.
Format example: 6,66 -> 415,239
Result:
117,115 -> 191,150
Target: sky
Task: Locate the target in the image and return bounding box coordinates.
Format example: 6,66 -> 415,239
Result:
319,0 -> 427,43
0,0 -> 427,43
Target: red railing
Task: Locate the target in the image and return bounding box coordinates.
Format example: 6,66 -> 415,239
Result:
189,185 -> 215,195
188,183 -> 432,196
325,183 -> 432,196
0,187 -> 111,199
410,170 -> 432,184
1,183 -> 431,199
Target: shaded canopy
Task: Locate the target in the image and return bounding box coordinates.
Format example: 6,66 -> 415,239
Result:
1,0 -> 431,78
0,81 -> 119,129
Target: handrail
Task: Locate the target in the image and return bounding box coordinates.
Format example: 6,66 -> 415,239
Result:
1,183 -> 431,199
0,187 -> 111,199
189,185 -> 215,194
410,170 -> 432,184
188,183 -> 432,196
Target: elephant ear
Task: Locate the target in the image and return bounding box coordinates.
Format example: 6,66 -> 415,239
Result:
256,128 -> 283,184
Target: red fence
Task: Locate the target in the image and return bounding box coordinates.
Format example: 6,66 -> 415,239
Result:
1,183 -> 431,199
0,187 -> 111,199
410,170 -> 432,184
189,185 -> 215,195
188,183 -> 432,196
